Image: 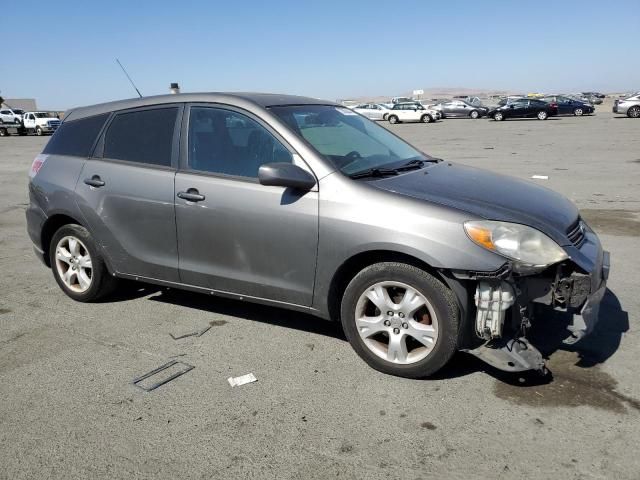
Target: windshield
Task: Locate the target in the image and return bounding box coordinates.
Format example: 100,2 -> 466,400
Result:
13,109 -> 24,114
268,105 -> 428,176
34,112 -> 51,118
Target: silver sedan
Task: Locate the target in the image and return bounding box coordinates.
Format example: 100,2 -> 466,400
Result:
350,103 -> 391,121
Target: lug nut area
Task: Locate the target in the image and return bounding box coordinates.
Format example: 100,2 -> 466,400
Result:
402,323 -> 408,329
393,328 -> 400,334
387,311 -> 394,316
398,312 -> 405,318
384,320 -> 391,326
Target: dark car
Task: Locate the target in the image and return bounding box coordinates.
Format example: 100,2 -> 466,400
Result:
541,96 -> 594,116
487,98 -> 558,121
437,100 -> 488,119
26,92 -> 609,379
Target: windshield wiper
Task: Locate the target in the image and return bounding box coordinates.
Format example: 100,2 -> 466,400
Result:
349,167 -> 399,179
349,157 -> 443,179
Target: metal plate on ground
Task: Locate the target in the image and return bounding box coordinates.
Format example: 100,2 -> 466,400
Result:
132,360 -> 195,391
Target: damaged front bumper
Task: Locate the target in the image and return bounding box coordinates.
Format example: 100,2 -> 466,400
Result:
455,225 -> 610,373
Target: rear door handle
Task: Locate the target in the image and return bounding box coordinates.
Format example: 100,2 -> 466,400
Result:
84,175 -> 105,188
177,189 -> 205,202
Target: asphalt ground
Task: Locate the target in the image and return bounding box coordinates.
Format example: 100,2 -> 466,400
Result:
1,101 -> 639,479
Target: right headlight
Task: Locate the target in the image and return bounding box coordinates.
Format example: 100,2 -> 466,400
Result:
464,220 -> 568,268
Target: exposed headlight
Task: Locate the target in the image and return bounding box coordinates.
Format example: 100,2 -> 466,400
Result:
464,220 -> 568,268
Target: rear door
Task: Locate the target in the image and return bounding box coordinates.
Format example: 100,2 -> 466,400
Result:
75,105 -> 182,281
174,104 -> 319,305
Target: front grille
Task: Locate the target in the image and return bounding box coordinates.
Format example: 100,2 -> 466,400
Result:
567,219 -> 586,248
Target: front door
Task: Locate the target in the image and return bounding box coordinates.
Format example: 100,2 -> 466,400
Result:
75,105 -> 182,281
174,105 -> 319,306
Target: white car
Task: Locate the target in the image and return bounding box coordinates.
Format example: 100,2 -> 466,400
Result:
0,107 -> 24,124
22,112 -> 61,135
386,103 -> 440,124
350,103 -> 392,121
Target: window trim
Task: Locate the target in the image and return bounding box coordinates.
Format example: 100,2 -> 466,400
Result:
92,103 -> 183,171
179,102 -> 300,183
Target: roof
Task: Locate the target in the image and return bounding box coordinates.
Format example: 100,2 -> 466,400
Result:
64,92 -> 335,122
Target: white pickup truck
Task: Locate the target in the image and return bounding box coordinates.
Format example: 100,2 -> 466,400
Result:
22,112 -> 61,135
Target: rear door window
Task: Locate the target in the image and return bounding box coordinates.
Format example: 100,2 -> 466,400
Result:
43,113 -> 109,157
103,107 -> 179,167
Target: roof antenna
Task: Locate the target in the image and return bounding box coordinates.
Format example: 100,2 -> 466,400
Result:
115,58 -> 143,98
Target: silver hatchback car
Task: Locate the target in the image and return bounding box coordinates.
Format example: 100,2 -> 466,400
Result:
27,93 -> 609,378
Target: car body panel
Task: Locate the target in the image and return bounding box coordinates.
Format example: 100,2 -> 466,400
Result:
75,158 -> 181,281
174,171 -> 319,306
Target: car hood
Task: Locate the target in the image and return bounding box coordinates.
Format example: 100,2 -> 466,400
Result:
370,162 -> 579,246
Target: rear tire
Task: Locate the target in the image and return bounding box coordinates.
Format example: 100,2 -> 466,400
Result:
421,114 -> 433,123
493,112 -> 504,121
49,224 -> 117,302
573,108 -> 584,116
627,106 -> 640,118
470,110 -> 480,119
537,110 -> 548,120
0,128 -> 6,137
340,262 -> 459,378
388,115 -> 399,124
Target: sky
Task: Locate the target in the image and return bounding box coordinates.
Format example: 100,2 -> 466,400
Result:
3,0 -> 639,110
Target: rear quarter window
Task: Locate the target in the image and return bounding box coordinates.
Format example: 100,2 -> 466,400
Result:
42,113 -> 109,157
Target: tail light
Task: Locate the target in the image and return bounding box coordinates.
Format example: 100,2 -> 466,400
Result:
550,103 -> 558,108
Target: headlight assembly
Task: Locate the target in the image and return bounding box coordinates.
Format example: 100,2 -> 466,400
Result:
464,220 -> 568,268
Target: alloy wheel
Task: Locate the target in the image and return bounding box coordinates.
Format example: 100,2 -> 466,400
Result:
354,281 -> 439,365
54,236 -> 93,293
574,108 -> 583,116
629,106 -> 640,118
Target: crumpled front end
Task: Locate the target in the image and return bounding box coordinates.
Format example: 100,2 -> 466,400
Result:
454,220 -> 610,373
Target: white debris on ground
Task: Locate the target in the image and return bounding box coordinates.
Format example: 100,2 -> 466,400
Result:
227,373 -> 258,387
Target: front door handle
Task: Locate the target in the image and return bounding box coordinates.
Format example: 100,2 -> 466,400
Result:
177,189 -> 205,202
84,175 -> 105,188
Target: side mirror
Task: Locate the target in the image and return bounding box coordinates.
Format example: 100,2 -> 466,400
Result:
258,162 -> 316,191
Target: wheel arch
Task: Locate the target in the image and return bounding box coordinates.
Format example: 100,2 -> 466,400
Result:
326,249 -> 452,323
40,213 -> 86,267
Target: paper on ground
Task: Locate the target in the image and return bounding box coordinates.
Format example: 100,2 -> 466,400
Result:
227,373 -> 257,387
531,175 -> 549,180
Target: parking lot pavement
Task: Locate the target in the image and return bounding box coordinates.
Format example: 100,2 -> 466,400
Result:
1,105 -> 639,479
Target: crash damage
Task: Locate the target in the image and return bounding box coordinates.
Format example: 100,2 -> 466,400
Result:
449,225 -> 610,373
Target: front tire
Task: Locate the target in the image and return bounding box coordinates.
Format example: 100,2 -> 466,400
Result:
36,126 -> 43,136
470,110 -> 480,119
493,112 -> 504,121
573,108 -> 584,116
421,114 -> 433,123
50,224 -> 117,302
388,115 -> 399,124
537,110 -> 548,120
628,106 -> 640,118
340,262 -> 459,378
